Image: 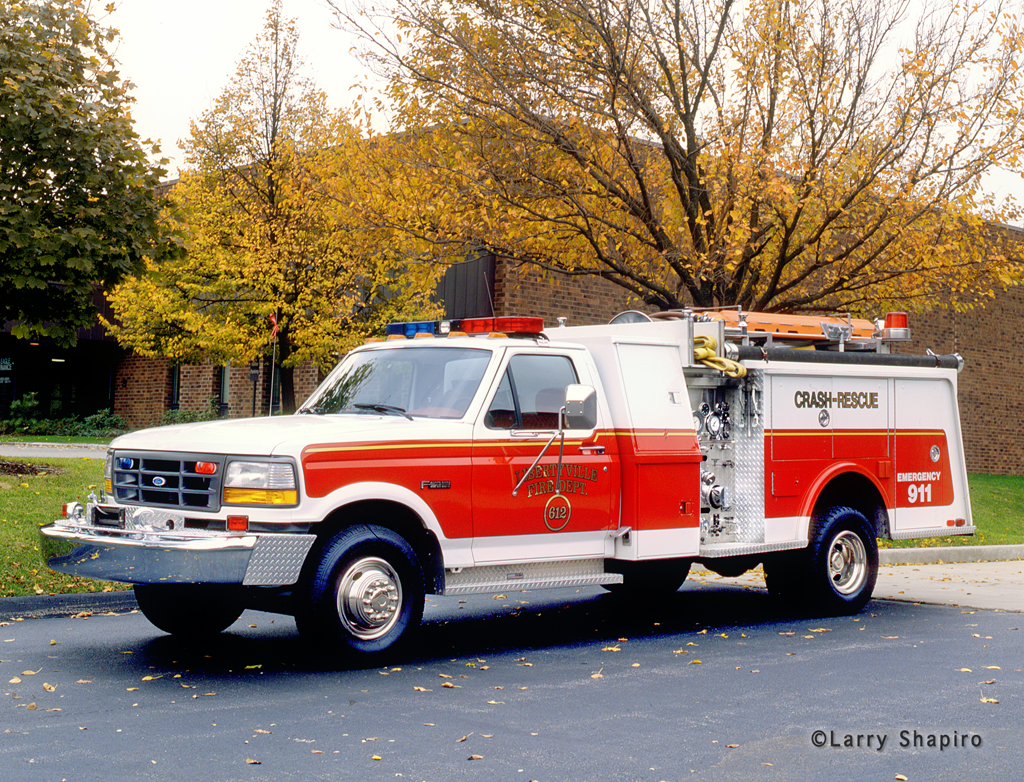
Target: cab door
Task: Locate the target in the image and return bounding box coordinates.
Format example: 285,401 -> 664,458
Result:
471,350 -> 616,563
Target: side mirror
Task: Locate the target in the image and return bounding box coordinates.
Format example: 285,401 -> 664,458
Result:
563,384 -> 597,430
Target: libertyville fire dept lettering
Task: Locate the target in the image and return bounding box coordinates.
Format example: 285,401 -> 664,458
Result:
793,390 -> 879,409
513,463 -> 600,498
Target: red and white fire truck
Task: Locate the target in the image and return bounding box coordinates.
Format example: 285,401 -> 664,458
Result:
41,309 -> 973,657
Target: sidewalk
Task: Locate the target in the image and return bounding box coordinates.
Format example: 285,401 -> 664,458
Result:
874,559 -> 1024,612
0,441 -> 108,459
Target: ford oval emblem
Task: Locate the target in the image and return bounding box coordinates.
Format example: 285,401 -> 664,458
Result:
152,476 -> 166,487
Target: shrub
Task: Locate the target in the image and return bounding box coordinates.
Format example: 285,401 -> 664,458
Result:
157,396 -> 222,427
0,403 -> 129,439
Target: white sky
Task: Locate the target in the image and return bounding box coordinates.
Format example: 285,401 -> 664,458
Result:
108,0 -> 365,177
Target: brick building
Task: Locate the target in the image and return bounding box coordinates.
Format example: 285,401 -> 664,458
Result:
895,285 -> 1024,475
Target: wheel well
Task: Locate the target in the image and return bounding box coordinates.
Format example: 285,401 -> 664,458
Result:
308,500 -> 445,595
810,472 -> 888,538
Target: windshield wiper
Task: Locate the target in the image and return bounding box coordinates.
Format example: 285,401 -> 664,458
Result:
353,403 -> 413,421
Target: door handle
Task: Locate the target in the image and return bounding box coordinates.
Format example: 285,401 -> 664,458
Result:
579,445 -> 605,455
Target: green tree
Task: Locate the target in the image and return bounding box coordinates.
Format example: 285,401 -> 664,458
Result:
0,0 -> 176,345
333,0 -> 1024,315
106,2 -> 440,413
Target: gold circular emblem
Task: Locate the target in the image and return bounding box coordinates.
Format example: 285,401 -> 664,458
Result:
544,494 -> 572,531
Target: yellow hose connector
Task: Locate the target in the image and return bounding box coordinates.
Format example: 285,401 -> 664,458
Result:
693,336 -> 747,378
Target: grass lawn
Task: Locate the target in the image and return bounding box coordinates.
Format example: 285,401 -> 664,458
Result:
1,456 -> 1021,597
0,455 -> 124,597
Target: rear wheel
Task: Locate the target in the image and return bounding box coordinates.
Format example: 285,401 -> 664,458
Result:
133,584 -> 245,637
767,506 -> 877,615
296,525 -> 424,659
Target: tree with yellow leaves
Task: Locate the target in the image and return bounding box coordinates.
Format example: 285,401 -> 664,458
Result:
106,2 -> 440,412
333,0 -> 1024,314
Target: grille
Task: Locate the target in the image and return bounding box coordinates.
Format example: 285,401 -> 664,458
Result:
111,451 -> 223,512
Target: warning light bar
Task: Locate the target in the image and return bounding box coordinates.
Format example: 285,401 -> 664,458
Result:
385,317 -> 544,339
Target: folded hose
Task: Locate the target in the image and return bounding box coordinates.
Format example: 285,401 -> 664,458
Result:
693,336 -> 747,378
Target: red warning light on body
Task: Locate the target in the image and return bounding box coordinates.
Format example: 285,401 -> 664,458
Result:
884,312 -> 909,330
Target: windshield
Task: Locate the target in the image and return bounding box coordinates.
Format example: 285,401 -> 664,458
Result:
300,346 -> 493,420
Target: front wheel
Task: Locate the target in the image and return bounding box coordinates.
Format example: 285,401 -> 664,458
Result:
133,584 -> 245,637
295,525 -> 424,659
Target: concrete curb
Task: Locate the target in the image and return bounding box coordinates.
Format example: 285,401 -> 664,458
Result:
879,544 -> 1024,565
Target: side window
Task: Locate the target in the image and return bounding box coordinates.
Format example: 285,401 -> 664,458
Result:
484,370 -> 517,429
485,354 -> 578,430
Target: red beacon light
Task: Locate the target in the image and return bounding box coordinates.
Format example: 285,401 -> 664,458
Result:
877,311 -> 911,342
455,317 -> 544,335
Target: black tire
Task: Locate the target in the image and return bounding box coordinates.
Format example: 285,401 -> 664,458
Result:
295,525 -> 424,658
602,560 -> 691,598
133,584 -> 245,637
773,506 -> 877,615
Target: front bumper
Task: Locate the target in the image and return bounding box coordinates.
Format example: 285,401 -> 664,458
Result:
40,506 -> 315,587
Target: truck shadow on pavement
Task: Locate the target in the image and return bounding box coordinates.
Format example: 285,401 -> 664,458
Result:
114,582 -> 898,675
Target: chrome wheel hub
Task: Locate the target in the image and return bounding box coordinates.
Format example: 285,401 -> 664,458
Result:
337,557 -> 403,640
828,530 -> 867,595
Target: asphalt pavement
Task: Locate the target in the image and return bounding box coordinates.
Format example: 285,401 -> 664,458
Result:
2,578 -> 1021,781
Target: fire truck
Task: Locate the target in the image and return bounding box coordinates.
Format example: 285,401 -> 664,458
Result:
40,310 -> 973,657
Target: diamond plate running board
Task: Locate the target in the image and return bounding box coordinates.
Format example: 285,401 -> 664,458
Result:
443,559 -> 623,596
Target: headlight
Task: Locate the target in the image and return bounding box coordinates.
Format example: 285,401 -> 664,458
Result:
223,461 -> 298,506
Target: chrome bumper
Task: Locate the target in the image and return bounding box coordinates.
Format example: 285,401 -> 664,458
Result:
40,520 -> 316,587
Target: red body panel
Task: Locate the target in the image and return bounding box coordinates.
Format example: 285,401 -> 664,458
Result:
765,428 -> 954,518
302,441 -> 474,538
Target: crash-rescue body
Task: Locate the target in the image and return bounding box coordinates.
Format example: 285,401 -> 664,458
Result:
41,310 -> 973,655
